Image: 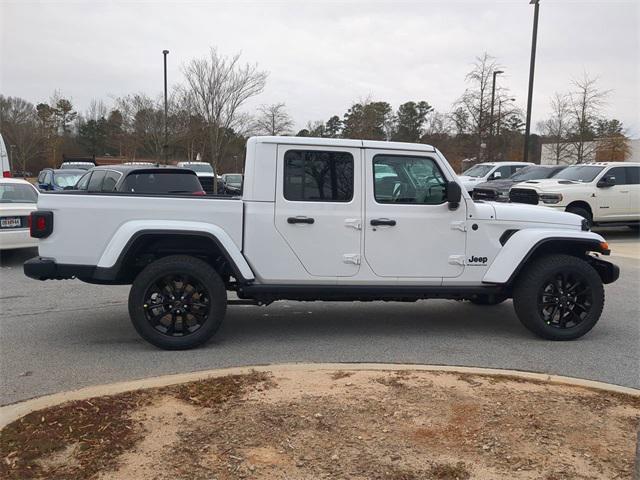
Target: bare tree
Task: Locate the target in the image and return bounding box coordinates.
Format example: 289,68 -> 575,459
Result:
253,103 -> 294,136
182,48 -> 268,190
539,92 -> 574,164
86,99 -> 108,122
568,73 -> 609,163
454,53 -> 503,159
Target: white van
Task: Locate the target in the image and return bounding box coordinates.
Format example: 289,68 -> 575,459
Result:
0,134 -> 11,178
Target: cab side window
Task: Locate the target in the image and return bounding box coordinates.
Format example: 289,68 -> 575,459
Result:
493,165 -> 511,179
87,170 -> 106,192
76,172 -> 91,191
626,167 -> 640,185
102,171 -> 121,192
607,167 -> 627,185
284,150 -> 354,202
373,155 -> 446,204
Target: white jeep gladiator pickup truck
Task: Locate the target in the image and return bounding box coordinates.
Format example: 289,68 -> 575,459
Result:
24,137 -> 619,349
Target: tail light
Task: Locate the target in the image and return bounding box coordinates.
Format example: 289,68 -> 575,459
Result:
192,190 -> 206,196
30,211 -> 54,238
2,171 -> 11,178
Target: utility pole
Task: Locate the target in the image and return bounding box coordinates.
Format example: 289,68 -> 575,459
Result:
162,49 -> 169,165
523,0 -> 540,163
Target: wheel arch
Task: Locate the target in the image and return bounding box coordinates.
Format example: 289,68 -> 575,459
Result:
94,222 -> 254,284
483,230 -> 612,287
565,200 -> 593,216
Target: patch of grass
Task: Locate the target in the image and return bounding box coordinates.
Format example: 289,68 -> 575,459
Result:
169,370 -> 273,408
0,392 -> 150,480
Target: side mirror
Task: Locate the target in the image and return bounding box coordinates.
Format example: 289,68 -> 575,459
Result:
597,176 -> 615,188
446,181 -> 462,210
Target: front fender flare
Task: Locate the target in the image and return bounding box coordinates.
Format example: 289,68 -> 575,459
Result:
482,229 -> 608,285
96,220 -> 255,281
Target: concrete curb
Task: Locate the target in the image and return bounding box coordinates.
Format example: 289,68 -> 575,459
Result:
2,363 -> 638,429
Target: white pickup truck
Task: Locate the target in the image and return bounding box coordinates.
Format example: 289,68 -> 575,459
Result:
24,137 -> 619,349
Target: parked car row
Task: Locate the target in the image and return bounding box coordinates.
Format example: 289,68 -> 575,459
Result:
32,161 -> 243,196
467,161 -> 640,229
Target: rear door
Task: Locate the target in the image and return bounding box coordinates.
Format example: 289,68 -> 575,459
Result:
274,145 -> 362,277
626,166 -> 640,220
363,149 -> 466,278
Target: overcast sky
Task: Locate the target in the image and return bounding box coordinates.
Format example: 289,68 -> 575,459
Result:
1,0 -> 639,136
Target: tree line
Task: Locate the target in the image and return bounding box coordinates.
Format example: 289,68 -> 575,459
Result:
0,49 -> 631,176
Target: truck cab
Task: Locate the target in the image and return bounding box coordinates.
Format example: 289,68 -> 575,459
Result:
24,137 -> 619,350
458,161 -> 533,194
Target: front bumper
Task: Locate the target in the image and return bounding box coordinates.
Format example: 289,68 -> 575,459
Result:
587,256 -> 620,284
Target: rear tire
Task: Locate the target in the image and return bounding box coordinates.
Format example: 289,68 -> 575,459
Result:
128,255 -> 226,350
513,254 -> 604,340
566,205 -> 592,229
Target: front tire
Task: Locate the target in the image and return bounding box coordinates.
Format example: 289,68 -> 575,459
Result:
566,205 -> 593,229
513,254 -> 604,340
128,255 -> 227,350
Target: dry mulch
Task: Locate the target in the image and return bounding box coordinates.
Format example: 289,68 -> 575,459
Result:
1,368 -> 638,480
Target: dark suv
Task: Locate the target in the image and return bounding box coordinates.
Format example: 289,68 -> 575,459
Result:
73,166 -> 206,195
472,165 -> 567,202
36,168 -> 86,191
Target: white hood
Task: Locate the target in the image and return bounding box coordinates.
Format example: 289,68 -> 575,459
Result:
491,202 -> 582,227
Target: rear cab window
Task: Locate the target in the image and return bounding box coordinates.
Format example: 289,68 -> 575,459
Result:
121,171 -> 203,194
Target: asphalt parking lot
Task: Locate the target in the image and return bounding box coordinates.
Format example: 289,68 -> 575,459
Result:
1,228 -> 638,405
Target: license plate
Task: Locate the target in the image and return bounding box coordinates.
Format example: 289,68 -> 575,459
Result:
0,217 -> 22,228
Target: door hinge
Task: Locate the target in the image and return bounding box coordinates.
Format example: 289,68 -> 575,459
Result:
343,254 -> 361,265
344,218 -> 362,230
448,255 -> 465,266
451,221 -> 467,232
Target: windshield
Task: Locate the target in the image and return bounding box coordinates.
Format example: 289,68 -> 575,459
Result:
185,164 -> 213,173
0,183 -> 38,203
462,164 -> 493,177
510,166 -> 558,181
226,174 -> 242,184
54,172 -> 84,188
553,165 -> 604,183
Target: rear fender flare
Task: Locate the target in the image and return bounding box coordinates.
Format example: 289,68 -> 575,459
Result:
97,220 -> 255,281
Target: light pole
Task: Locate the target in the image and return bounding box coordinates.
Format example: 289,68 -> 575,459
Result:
523,0 -> 540,163
162,49 -> 169,164
489,70 -> 504,137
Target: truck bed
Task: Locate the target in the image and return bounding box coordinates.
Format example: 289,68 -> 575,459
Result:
36,192 -> 243,267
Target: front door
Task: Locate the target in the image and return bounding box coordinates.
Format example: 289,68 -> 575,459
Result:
596,166 -> 629,220
274,145 -> 362,277
364,150 -> 466,278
